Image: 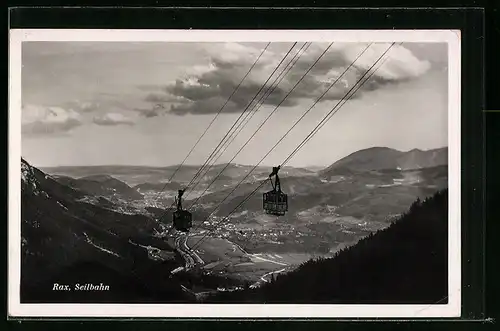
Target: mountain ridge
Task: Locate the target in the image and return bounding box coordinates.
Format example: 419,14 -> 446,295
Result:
321,146 -> 448,177
52,174 -> 144,201
38,146 -> 448,176
20,158 -> 176,290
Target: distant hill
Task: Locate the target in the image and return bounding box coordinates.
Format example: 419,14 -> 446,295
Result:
134,181 -> 183,192
40,147 -> 445,186
42,163 -> 316,187
195,165 -> 448,224
204,189 -> 448,304
42,165 -> 178,186
53,174 -> 143,201
185,163 -> 448,257
321,146 -> 448,177
41,165 -> 170,177
304,165 -> 327,172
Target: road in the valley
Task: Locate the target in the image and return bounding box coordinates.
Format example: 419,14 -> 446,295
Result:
173,232 -> 288,289
174,233 -> 204,270
247,254 -> 290,288
260,268 -> 287,283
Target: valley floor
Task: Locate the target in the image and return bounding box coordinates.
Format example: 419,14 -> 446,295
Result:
173,233 -> 331,289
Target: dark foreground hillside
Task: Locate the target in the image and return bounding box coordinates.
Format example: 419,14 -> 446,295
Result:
21,260 -> 190,303
205,189 -> 448,304
20,158 -> 191,303
20,158 -> 244,303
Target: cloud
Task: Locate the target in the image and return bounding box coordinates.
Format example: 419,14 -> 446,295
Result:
61,100 -> 101,113
132,104 -> 166,118
92,112 -> 135,126
144,93 -> 171,103
78,101 -> 101,112
133,94 -> 191,117
139,42 -> 432,115
170,97 -> 240,116
22,104 -> 83,135
144,93 -> 189,104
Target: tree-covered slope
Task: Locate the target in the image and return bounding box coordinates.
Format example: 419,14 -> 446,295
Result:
205,189 -> 448,304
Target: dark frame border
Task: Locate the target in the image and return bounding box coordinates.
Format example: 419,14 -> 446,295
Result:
6,6 -> 485,324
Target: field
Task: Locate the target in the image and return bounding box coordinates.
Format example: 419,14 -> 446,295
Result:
187,236 -> 318,284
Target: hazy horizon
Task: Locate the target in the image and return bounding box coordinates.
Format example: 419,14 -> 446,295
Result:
22,41 -> 449,168
28,144 -> 448,169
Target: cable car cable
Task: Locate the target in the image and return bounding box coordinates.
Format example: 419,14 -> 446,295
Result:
159,42 -> 294,217
182,43 -> 298,196
186,42 -> 313,207
189,42 -> 345,243
156,42 -> 298,223
190,179 -> 269,250
190,42 -> 397,250
189,41 -> 369,220
282,42 -> 397,166
184,42 -> 311,202
187,42 -> 332,211
151,42 -> 271,205
187,42 -> 333,229
188,40 -> 363,236
202,42 -> 396,251
238,44 -> 398,251
183,42 -> 310,203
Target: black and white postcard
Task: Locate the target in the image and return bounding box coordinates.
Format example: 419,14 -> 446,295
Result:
8,29 -> 461,318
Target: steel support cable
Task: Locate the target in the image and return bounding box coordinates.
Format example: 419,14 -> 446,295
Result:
189,42 -> 342,247
185,43 -> 312,203
156,43 -> 298,221
214,43 -> 312,163
190,41 -> 366,221
191,42 -> 396,251
189,179 -> 270,251
187,42 -> 333,234
182,43 -> 298,197
160,42 -> 297,219
185,42 -> 312,208
282,42 -> 397,166
160,42 -> 297,216
179,43 -> 286,195
151,42 -> 271,205
187,42 -> 333,215
235,44 -> 397,253
236,44 -> 398,252
183,43 -> 310,204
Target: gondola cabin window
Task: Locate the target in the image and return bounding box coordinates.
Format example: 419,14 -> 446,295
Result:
173,210 -> 192,232
263,190 -> 288,216
262,166 -> 288,216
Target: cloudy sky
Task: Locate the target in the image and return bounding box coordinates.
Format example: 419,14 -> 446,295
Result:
21,41 -> 448,168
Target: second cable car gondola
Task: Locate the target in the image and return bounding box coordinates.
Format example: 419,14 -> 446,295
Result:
172,189 -> 192,232
263,166 -> 288,216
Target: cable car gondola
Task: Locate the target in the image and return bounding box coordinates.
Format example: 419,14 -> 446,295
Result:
173,189 -> 192,232
263,166 -> 288,216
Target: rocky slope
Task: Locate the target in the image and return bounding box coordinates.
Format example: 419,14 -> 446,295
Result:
20,158 -> 186,303
53,174 -> 143,201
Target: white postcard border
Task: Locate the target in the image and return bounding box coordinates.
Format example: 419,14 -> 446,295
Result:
8,29 -> 461,318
